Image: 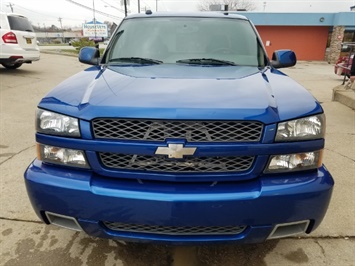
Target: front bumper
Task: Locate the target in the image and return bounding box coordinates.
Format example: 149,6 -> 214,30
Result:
25,159 -> 333,244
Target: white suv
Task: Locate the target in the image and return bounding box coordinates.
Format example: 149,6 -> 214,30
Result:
0,12 -> 40,69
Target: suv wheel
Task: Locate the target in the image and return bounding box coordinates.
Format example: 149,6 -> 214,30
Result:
2,63 -> 23,69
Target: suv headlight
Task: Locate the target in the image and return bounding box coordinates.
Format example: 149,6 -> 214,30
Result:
36,109 -> 80,137
275,114 -> 325,141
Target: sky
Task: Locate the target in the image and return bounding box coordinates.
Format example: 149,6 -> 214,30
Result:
0,0 -> 354,28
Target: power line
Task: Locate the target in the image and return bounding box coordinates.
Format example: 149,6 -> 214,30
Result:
12,5 -> 65,20
65,0 -> 123,20
99,0 -> 126,13
9,4 -> 85,25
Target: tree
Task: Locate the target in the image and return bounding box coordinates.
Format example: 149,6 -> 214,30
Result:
198,0 -> 256,11
49,25 -> 59,32
104,20 -> 113,28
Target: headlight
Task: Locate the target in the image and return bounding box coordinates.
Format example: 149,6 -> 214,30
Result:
37,144 -> 89,168
36,109 -> 80,137
265,151 -> 322,173
275,114 -> 325,141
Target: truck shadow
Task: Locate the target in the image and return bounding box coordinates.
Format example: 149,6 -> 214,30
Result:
110,240 -> 280,266
3,224 -> 281,266
0,67 -> 39,75
194,241 -> 279,266
80,239 -> 280,266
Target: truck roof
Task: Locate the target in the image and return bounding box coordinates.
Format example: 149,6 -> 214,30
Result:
126,11 -> 249,21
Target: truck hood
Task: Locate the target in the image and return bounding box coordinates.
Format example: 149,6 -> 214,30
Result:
39,64 -> 322,124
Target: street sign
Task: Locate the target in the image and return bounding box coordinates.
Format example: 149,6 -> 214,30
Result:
83,23 -> 108,38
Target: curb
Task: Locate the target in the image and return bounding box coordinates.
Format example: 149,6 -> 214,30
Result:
332,85 -> 355,110
40,50 -> 78,57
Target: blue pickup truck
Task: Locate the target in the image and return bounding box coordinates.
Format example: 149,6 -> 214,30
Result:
24,12 -> 334,244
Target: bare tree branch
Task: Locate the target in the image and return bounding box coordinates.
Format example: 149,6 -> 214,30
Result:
198,0 -> 256,11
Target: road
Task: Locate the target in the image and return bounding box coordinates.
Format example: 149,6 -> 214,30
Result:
0,54 -> 354,266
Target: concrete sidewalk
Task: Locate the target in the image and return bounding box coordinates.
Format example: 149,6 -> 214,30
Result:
333,86 -> 355,110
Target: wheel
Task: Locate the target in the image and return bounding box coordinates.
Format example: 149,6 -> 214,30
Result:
2,63 -> 23,69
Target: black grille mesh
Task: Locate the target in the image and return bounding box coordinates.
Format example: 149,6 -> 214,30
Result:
99,153 -> 254,173
103,221 -> 247,235
92,119 -> 263,142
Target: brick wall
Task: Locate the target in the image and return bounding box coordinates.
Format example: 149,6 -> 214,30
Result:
327,26 -> 345,64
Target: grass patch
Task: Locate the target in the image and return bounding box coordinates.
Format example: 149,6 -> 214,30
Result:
39,43 -> 69,46
57,48 -> 105,55
61,49 -> 78,54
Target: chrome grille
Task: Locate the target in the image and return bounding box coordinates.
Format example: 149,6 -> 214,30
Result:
92,119 -> 263,142
103,221 -> 247,235
99,153 -> 254,173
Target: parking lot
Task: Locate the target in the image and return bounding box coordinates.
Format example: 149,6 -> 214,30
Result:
0,53 -> 354,266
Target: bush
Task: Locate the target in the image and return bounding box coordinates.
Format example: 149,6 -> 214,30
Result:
71,38 -> 95,50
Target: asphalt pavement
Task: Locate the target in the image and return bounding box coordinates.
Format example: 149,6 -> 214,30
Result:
0,53 -> 354,266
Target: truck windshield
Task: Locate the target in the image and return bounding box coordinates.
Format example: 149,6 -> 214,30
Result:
106,17 -> 266,67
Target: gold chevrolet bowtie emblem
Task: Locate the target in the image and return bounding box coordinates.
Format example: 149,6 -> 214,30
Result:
155,144 -> 196,159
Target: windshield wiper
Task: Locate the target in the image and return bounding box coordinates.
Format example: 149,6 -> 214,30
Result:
176,58 -> 237,66
109,57 -> 163,65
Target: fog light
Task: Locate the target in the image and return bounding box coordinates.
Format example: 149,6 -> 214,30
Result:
37,144 -> 89,168
265,151 -> 322,173
268,220 -> 310,239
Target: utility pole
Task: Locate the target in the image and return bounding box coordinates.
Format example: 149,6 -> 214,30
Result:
7,3 -> 14,12
43,23 -> 48,43
124,0 -> 128,17
156,0 -> 158,11
120,0 -> 129,16
58,17 -> 64,43
138,0 -> 140,13
93,0 -> 99,48
58,17 -> 63,28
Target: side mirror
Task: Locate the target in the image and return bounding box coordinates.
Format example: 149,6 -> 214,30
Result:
78,47 -> 100,65
271,50 -> 297,69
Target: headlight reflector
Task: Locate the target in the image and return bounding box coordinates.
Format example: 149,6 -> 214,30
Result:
276,114 -> 325,141
37,144 -> 89,168
265,151 -> 322,173
36,109 -> 80,137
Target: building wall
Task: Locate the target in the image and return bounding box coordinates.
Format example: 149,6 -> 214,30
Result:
256,26 -> 330,61
327,26 -> 345,64
35,31 -> 83,38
